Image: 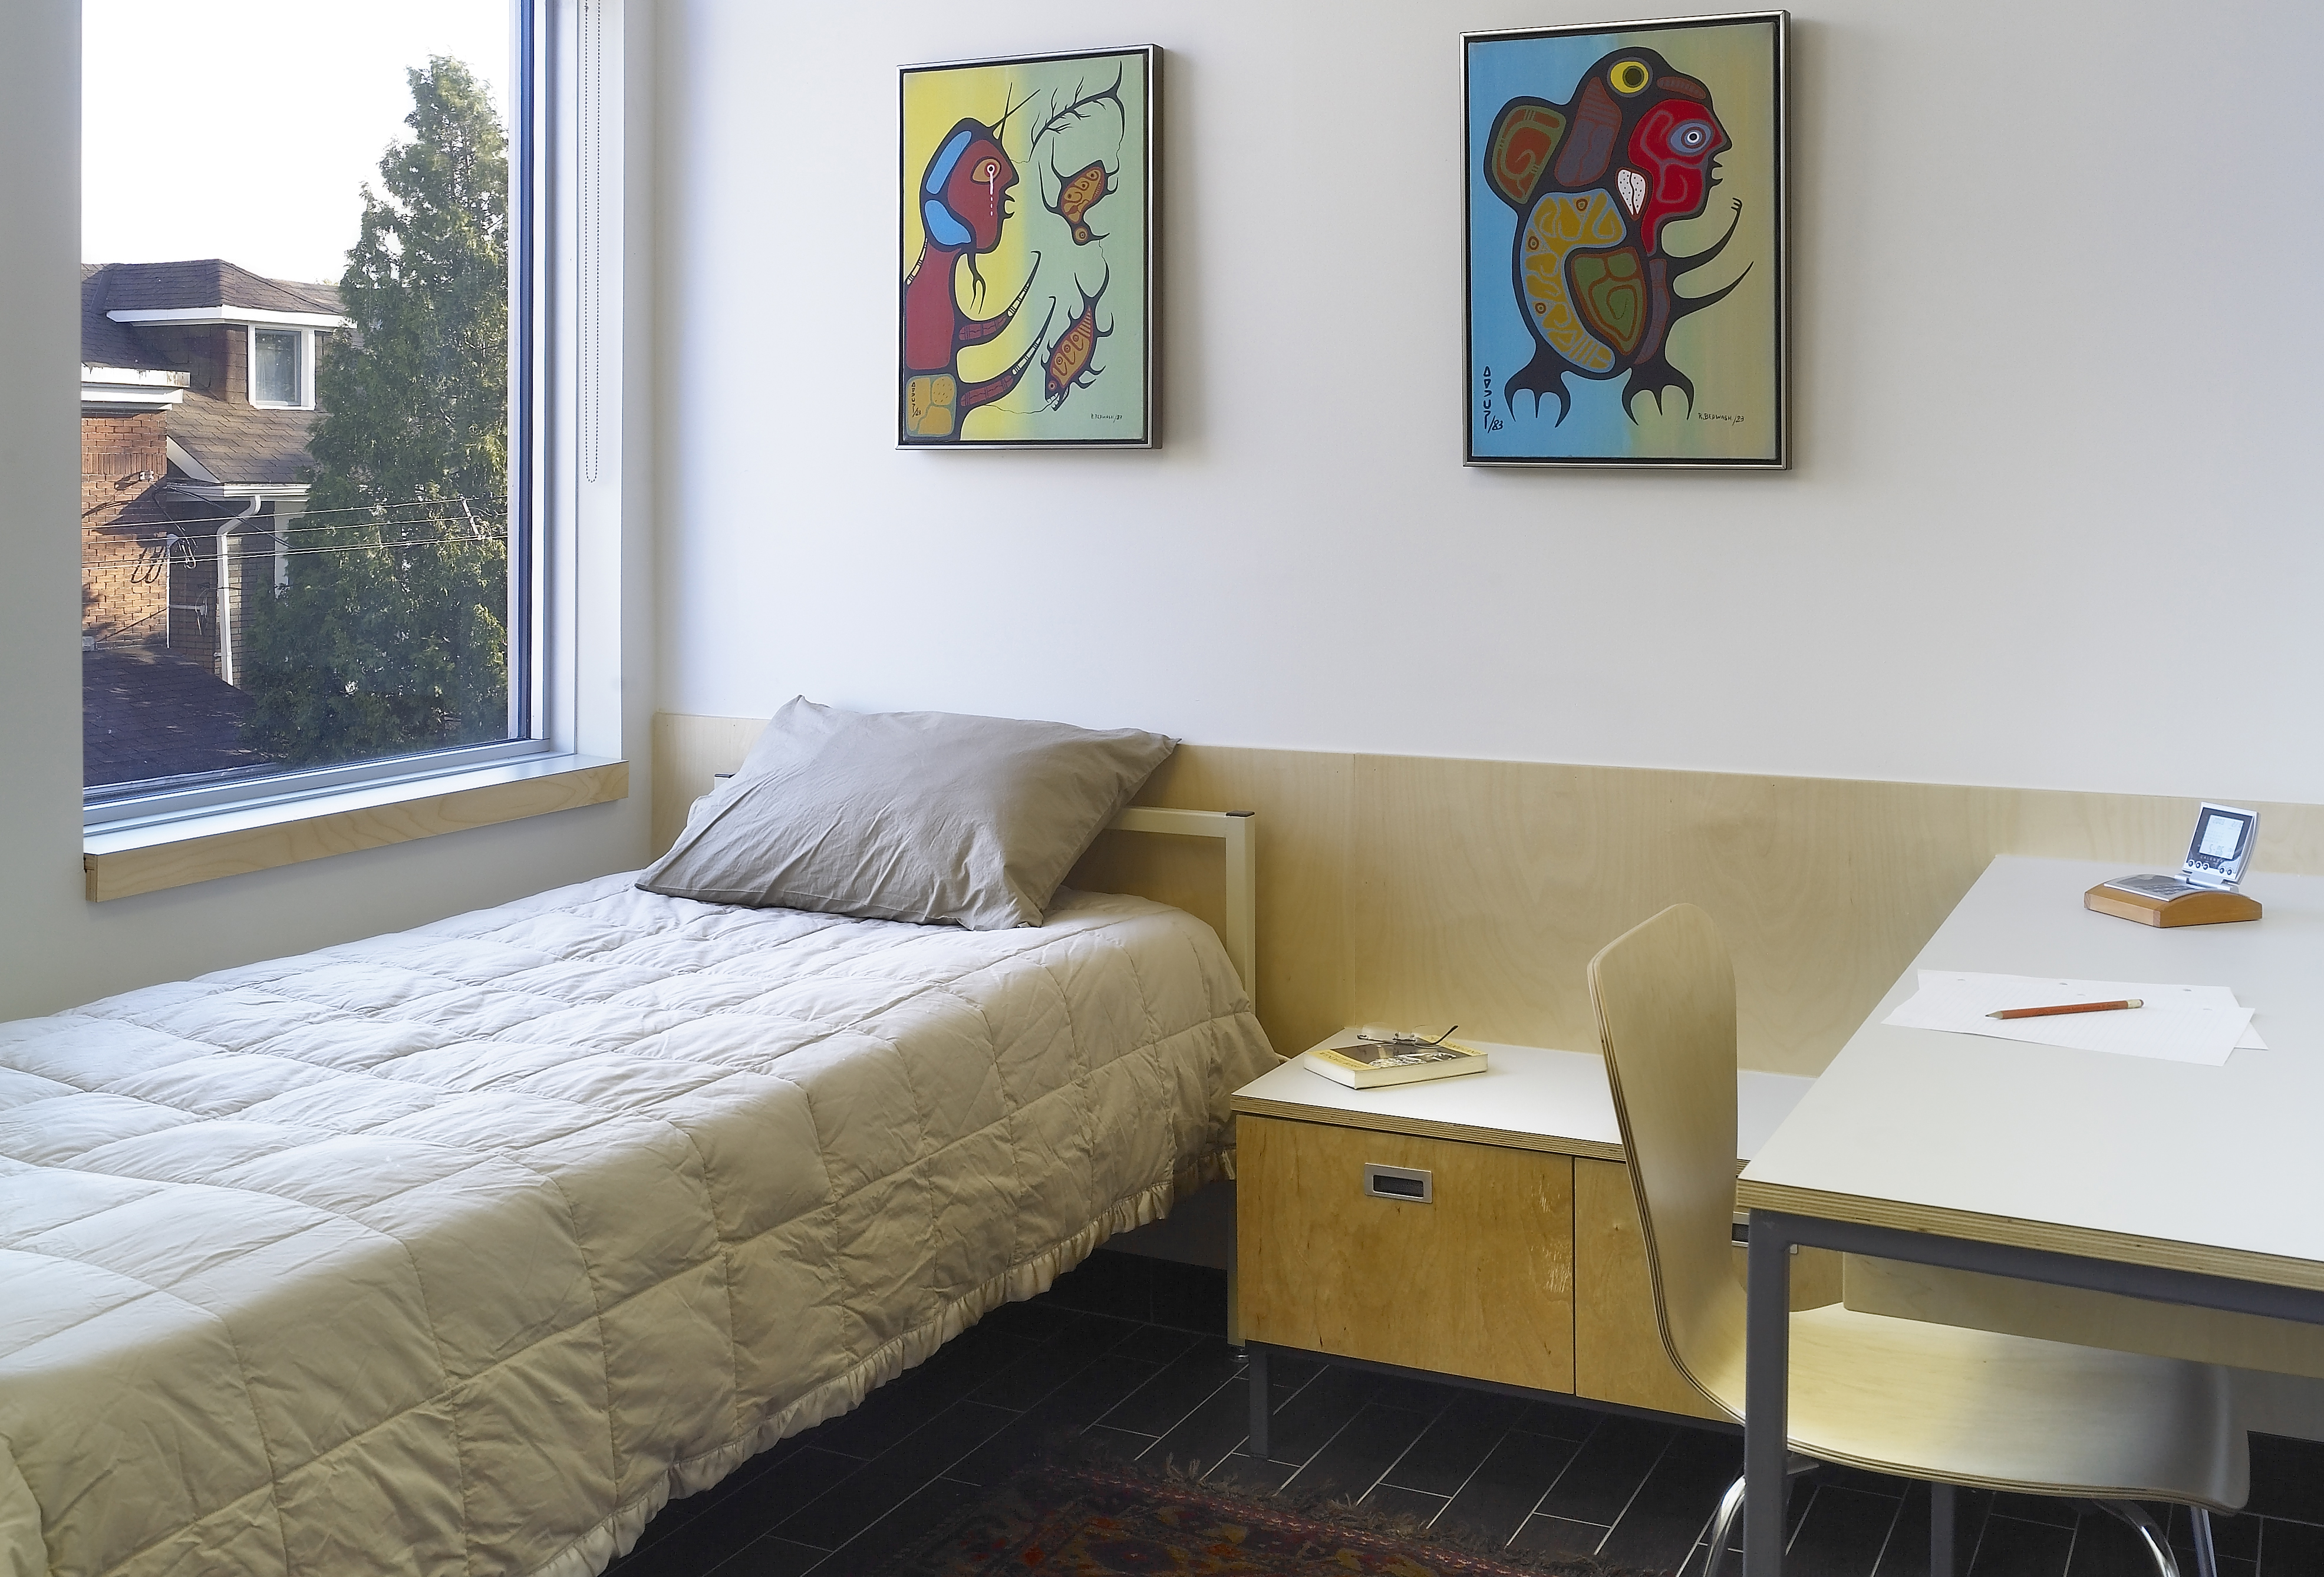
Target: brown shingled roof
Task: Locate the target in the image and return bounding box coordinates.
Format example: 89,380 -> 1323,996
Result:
169,390 -> 318,487
92,258 -> 345,319
84,644 -> 277,788
80,265 -> 176,371
83,259 -> 342,487
273,279 -> 344,316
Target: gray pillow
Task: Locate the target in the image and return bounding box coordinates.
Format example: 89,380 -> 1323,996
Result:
637,698 -> 1176,929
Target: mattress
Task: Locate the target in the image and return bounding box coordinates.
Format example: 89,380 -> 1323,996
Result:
0,877 -> 1277,1577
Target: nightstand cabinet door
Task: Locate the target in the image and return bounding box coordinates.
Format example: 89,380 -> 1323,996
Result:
1237,1115 -> 1575,1393
1570,1157 -> 1842,1422
1571,1157 -> 1728,1421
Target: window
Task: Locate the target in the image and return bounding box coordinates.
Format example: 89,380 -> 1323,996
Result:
78,0 -> 634,902
250,328 -> 305,407
80,1 -> 543,826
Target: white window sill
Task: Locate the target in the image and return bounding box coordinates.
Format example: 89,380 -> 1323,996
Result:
83,753 -> 628,901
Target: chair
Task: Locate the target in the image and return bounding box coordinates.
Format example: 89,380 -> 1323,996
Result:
1586,904 -> 2245,1577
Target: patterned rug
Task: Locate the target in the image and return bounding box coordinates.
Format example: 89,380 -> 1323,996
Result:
877,1452 -> 1662,1577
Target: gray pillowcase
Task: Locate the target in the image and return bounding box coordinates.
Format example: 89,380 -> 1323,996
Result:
637,698 -> 1176,929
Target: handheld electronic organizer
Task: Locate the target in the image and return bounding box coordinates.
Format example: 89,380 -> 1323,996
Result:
2085,803 -> 2262,927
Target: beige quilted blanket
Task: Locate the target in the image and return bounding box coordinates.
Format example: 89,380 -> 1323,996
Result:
0,878 -> 1275,1577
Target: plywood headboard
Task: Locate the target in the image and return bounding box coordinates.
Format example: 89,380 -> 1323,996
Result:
653,713 -> 2324,1075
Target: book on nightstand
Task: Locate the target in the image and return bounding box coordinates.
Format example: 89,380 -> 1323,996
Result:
1301,1030 -> 1490,1090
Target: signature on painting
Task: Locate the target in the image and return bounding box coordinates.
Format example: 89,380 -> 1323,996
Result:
1478,365 -> 1507,433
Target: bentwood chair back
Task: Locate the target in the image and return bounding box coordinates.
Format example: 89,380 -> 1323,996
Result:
1583,902 -> 1749,1405
1588,904 -> 2244,1577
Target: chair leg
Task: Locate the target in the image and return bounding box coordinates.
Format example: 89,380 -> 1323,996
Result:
2190,1507 -> 2218,1577
1702,1455 -> 1818,1577
2080,1500 -> 2182,1577
1702,1472 -> 1748,1577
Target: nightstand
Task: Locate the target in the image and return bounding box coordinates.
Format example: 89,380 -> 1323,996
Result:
1231,1041 -> 1827,1456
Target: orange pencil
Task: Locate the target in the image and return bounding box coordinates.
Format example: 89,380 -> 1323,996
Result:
1987,998 -> 2144,1020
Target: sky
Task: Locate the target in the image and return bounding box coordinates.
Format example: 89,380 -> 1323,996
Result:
83,1 -> 511,285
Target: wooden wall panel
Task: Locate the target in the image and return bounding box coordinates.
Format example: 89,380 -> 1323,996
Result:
651,714 -> 2324,1075
650,712 -> 767,854
1069,745 -> 1353,1061
1344,758 -> 2324,1074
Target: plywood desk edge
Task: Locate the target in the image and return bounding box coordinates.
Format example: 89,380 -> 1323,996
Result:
1735,1177 -> 2324,1295
1228,1094 -> 1629,1162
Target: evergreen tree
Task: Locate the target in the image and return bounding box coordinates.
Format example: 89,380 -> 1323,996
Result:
242,57 -> 509,766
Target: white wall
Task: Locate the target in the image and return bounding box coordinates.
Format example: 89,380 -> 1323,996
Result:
0,2 -> 657,1022
656,0 -> 2324,806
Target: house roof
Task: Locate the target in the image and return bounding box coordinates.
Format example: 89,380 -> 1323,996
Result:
83,260 -> 344,372
83,643 -> 271,788
80,265 -> 176,372
89,258 -> 342,320
169,390 -> 318,487
82,261 -> 339,489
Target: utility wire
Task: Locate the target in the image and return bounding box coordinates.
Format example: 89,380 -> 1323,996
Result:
84,535 -> 509,570
84,516 -> 509,560
82,493 -> 503,533
183,515 -> 506,539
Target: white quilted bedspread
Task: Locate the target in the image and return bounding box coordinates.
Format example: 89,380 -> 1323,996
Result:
0,877 -> 1276,1577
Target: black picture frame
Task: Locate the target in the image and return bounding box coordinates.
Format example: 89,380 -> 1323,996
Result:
898,45 -> 1160,449
1462,12 -> 1788,468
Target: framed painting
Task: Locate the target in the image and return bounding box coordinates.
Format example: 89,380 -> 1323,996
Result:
1463,12 -> 1787,468
899,45 -> 1158,449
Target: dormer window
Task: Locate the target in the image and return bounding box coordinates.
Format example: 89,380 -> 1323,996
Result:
250,326 -> 309,407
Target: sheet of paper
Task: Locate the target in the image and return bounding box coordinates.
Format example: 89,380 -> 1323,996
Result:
1883,972 -> 2254,1066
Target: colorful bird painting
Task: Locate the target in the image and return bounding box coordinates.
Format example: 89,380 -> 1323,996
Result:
1481,47 -> 1749,425
899,65 -> 1132,444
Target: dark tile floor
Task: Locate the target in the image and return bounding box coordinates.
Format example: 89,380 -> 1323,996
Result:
603,1250 -> 2324,1577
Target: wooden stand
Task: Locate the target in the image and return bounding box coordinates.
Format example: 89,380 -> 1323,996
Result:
2085,882 -> 2262,928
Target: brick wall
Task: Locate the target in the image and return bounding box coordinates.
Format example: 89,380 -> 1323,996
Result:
81,410 -> 174,645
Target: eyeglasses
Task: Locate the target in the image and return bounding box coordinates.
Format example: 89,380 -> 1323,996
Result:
1354,1024 -> 1459,1048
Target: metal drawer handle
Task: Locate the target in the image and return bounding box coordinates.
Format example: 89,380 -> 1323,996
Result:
1364,1163 -> 1432,1203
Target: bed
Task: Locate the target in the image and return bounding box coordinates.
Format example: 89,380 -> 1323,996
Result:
0,801 -> 1275,1577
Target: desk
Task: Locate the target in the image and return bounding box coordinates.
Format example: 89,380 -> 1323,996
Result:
1735,856 -> 2324,1575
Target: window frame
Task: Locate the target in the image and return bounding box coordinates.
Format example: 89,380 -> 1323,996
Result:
80,0 -> 630,883
245,325 -> 311,408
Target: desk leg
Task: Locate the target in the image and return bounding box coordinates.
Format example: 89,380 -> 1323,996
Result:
1745,1213 -> 1792,1577
1247,1346 -> 1271,1461
1930,1482 -> 1956,1576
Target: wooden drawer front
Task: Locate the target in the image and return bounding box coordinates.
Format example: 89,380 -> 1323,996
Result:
1237,1115 -> 1574,1393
